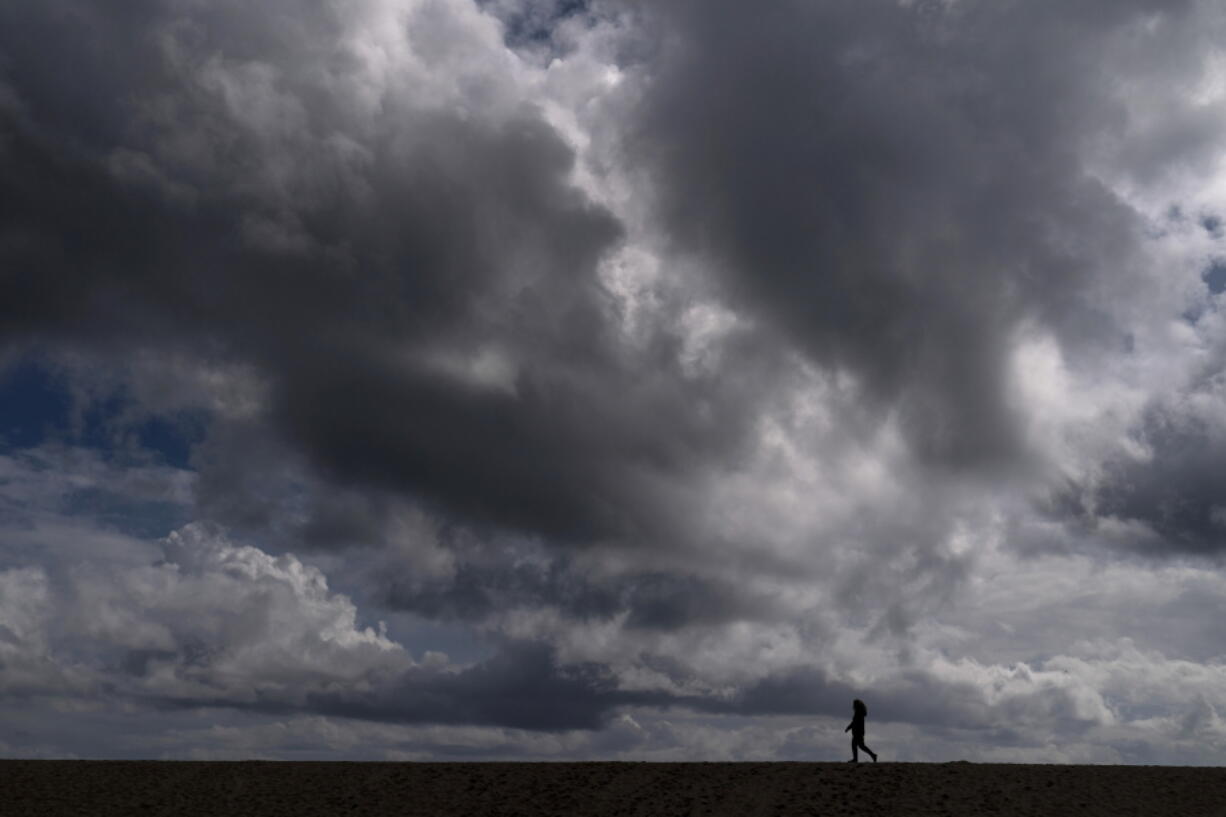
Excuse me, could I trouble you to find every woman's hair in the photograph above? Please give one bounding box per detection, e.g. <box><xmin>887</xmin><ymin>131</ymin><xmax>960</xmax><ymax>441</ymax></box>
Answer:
<box><xmin>853</xmin><ymin>699</ymin><xmax>867</xmax><ymax>717</ymax></box>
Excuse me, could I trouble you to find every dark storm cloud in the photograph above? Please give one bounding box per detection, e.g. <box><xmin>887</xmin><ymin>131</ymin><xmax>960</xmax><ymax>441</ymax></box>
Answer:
<box><xmin>0</xmin><ymin>101</ymin><xmax>612</xmax><ymax>353</ymax></box>
<box><xmin>0</xmin><ymin>0</ymin><xmax>768</xmax><ymax>551</ymax></box>
<box><xmin>158</xmin><ymin>642</ymin><xmax>637</xmax><ymax>731</ymax></box>
<box><xmin>386</xmin><ymin>557</ymin><xmax>619</xmax><ymax>622</ymax></box>
<box><xmin>628</xmin><ymin>0</ymin><xmax>1185</xmax><ymax>468</ymax></box>
<box><xmin>706</xmin><ymin>665</ymin><xmax>858</xmax><ymax>719</ymax></box>
<box><xmin>188</xmin><ymin>414</ymin><xmax>451</xmax><ymax>555</ymax></box>
<box><xmin>383</xmin><ymin>554</ymin><xmax>773</xmax><ymax>628</ymax></box>
<box><xmin>1048</xmin><ymin>393</ymin><xmax>1226</xmax><ymax>557</ymax></box>
<box><xmin>316</xmin><ymin>642</ymin><xmax>656</xmax><ymax>731</ymax></box>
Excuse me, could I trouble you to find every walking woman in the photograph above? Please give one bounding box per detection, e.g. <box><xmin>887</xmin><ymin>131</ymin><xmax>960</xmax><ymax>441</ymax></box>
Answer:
<box><xmin>845</xmin><ymin>698</ymin><xmax>878</xmax><ymax>762</ymax></box>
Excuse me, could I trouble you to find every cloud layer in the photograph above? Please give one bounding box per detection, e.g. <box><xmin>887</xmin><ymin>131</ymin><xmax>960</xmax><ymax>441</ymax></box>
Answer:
<box><xmin>3</xmin><ymin>0</ymin><xmax>1226</xmax><ymax>761</ymax></box>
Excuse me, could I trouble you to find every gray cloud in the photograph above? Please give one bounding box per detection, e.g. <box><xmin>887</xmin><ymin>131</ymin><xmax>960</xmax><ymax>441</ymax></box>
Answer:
<box><xmin>625</xmin><ymin>0</ymin><xmax>1190</xmax><ymax>469</ymax></box>
<box><xmin>1049</xmin><ymin>384</ymin><xmax>1226</xmax><ymax>556</ymax></box>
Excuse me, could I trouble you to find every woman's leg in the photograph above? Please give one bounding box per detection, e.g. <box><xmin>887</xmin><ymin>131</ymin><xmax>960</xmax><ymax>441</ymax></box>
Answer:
<box><xmin>855</xmin><ymin>737</ymin><xmax>877</xmax><ymax>762</ymax></box>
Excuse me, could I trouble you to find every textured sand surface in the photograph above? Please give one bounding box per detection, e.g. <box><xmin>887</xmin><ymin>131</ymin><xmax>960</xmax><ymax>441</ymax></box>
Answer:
<box><xmin>3</xmin><ymin>760</ymin><xmax>1226</xmax><ymax>816</ymax></box>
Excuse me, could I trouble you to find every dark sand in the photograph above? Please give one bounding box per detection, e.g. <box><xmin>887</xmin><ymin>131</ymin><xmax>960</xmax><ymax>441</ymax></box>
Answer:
<box><xmin>4</xmin><ymin>760</ymin><xmax>1226</xmax><ymax>816</ymax></box>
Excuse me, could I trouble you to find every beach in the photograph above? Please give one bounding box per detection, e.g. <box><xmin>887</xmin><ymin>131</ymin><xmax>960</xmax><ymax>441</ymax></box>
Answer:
<box><xmin>4</xmin><ymin>760</ymin><xmax>1225</xmax><ymax>816</ymax></box>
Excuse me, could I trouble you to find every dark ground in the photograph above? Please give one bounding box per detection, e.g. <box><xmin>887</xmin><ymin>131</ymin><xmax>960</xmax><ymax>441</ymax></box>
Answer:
<box><xmin>3</xmin><ymin>760</ymin><xmax>1226</xmax><ymax>816</ymax></box>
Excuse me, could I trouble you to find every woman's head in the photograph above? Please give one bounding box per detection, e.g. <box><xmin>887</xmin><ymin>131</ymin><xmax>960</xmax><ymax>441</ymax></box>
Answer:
<box><xmin>853</xmin><ymin>699</ymin><xmax>867</xmax><ymax>717</ymax></box>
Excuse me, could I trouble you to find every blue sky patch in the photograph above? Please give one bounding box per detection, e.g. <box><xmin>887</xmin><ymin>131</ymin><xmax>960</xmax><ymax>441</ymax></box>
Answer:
<box><xmin>0</xmin><ymin>357</ymin><xmax>204</xmax><ymax>468</ymax></box>
<box><xmin>1204</xmin><ymin>257</ymin><xmax>1226</xmax><ymax>295</ymax></box>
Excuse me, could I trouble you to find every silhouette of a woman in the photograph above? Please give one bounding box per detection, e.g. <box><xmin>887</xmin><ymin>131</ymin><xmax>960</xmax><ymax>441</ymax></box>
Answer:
<box><xmin>845</xmin><ymin>698</ymin><xmax>877</xmax><ymax>762</ymax></box>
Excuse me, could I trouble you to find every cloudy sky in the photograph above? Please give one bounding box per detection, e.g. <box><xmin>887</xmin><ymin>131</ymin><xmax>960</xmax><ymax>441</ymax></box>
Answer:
<box><xmin>2</xmin><ymin>0</ymin><xmax>1226</xmax><ymax>763</ymax></box>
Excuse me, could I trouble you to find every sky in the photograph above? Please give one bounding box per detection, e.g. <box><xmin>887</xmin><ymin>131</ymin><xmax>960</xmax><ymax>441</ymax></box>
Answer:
<box><xmin>2</xmin><ymin>0</ymin><xmax>1226</xmax><ymax>763</ymax></box>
